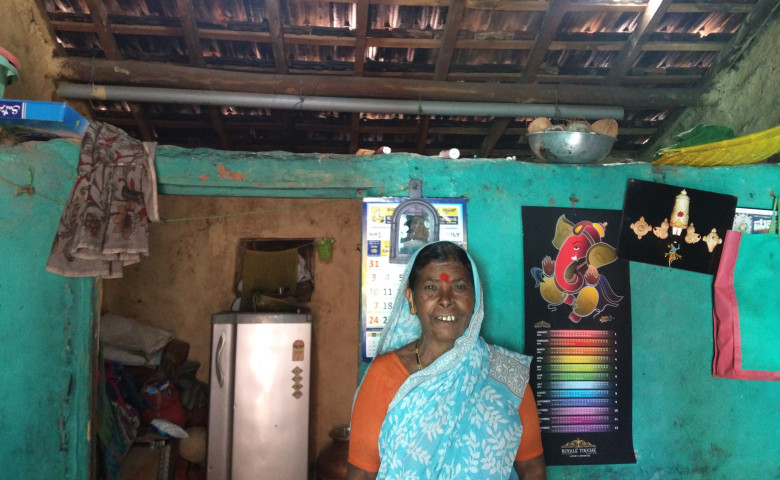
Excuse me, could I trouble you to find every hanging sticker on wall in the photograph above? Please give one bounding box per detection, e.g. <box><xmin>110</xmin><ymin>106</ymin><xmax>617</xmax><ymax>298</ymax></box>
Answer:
<box><xmin>291</xmin><ymin>365</ymin><xmax>304</xmax><ymax>399</ymax></box>
<box><xmin>292</xmin><ymin>339</ymin><xmax>305</xmax><ymax>362</ymax></box>
<box><xmin>617</xmin><ymin>179</ymin><xmax>737</xmax><ymax>274</ymax></box>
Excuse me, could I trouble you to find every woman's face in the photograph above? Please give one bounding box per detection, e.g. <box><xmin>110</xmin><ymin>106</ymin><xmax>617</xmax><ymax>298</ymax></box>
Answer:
<box><xmin>405</xmin><ymin>259</ymin><xmax>476</xmax><ymax>346</ymax></box>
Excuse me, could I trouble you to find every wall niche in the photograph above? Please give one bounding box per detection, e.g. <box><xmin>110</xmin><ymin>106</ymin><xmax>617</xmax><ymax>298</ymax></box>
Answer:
<box><xmin>234</xmin><ymin>238</ymin><xmax>315</xmax><ymax>312</ymax></box>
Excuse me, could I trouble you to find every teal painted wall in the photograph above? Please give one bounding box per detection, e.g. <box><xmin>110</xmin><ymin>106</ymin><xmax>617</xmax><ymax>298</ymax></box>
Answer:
<box><xmin>0</xmin><ymin>141</ymin><xmax>94</xmax><ymax>480</ymax></box>
<box><xmin>2</xmin><ymin>140</ymin><xmax>778</xmax><ymax>479</ymax></box>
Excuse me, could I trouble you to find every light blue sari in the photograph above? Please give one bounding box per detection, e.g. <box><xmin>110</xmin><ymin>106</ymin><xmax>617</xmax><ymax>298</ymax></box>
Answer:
<box><xmin>372</xmin><ymin>242</ymin><xmax>532</xmax><ymax>479</ymax></box>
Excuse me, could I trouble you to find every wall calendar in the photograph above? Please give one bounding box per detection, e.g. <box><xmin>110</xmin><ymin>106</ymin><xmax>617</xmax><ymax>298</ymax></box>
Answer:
<box><xmin>522</xmin><ymin>206</ymin><xmax>636</xmax><ymax>466</ymax></box>
<box><xmin>360</xmin><ymin>197</ymin><xmax>467</xmax><ymax>362</ymax></box>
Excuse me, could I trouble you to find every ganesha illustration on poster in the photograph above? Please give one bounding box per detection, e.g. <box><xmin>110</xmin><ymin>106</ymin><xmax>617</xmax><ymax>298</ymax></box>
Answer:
<box><xmin>530</xmin><ymin>215</ymin><xmax>623</xmax><ymax>323</ymax></box>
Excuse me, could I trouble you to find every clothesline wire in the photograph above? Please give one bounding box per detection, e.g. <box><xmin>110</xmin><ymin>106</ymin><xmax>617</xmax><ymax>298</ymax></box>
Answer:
<box><xmin>0</xmin><ymin>172</ymin><xmax>65</xmax><ymax>205</ymax></box>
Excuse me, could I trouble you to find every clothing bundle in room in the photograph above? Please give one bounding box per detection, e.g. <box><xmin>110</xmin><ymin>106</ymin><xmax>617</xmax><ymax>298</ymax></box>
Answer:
<box><xmin>46</xmin><ymin>121</ymin><xmax>158</xmax><ymax>278</ymax></box>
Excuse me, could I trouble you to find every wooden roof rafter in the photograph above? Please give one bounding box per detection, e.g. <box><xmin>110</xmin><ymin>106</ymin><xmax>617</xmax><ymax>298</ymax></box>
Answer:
<box><xmin>264</xmin><ymin>0</ymin><xmax>289</xmax><ymax>75</ymax></box>
<box><xmin>349</xmin><ymin>0</ymin><xmax>371</xmax><ymax>149</ymax></box>
<box><xmin>60</xmin><ymin>58</ymin><xmax>703</xmax><ymax>108</ymax></box>
<box><xmin>605</xmin><ymin>0</ymin><xmax>675</xmax><ymax>85</ymax></box>
<box><xmin>353</xmin><ymin>0</ymin><xmax>371</xmax><ymax>75</ymax></box>
<box><xmin>46</xmin><ymin>21</ymin><xmax>732</xmax><ymax>56</ymax></box>
<box><xmin>32</xmin><ymin>0</ymin><xmax>66</xmax><ymax>57</ymax></box>
<box><xmin>175</xmin><ymin>0</ymin><xmax>231</xmax><ymax>150</ymax></box>
<box><xmin>82</xmin><ymin>0</ymin><xmax>159</xmax><ymax>144</ymax></box>
<box><xmin>521</xmin><ymin>0</ymin><xmax>571</xmax><ymax>83</ymax></box>
<box><xmin>36</xmin><ymin>0</ymin><xmax>770</xmax><ymax>158</ymax></box>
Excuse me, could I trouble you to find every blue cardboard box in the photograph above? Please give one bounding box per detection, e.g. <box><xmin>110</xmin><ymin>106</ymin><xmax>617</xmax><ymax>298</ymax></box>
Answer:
<box><xmin>0</xmin><ymin>99</ymin><xmax>89</xmax><ymax>139</ymax></box>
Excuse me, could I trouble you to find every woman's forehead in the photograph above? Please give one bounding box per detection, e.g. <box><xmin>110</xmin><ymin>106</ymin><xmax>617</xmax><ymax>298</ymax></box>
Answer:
<box><xmin>418</xmin><ymin>260</ymin><xmax>470</xmax><ymax>279</ymax></box>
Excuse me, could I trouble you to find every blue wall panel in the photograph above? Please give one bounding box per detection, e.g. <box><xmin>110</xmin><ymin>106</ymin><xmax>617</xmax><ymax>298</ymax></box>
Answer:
<box><xmin>0</xmin><ymin>141</ymin><xmax>94</xmax><ymax>480</ymax></box>
<box><xmin>2</xmin><ymin>140</ymin><xmax>777</xmax><ymax>479</ymax></box>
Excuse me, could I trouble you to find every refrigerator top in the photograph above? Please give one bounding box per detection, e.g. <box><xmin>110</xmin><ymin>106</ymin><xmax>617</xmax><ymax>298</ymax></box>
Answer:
<box><xmin>212</xmin><ymin>312</ymin><xmax>313</xmax><ymax>325</ymax></box>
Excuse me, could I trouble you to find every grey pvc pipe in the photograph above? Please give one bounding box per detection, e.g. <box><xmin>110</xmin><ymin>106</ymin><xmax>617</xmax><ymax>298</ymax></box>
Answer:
<box><xmin>58</xmin><ymin>83</ymin><xmax>624</xmax><ymax>120</ymax></box>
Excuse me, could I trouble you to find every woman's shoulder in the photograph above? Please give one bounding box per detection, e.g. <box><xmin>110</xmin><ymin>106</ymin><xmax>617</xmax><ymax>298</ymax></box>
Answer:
<box><xmin>484</xmin><ymin>343</ymin><xmax>532</xmax><ymax>399</ymax></box>
<box><xmin>362</xmin><ymin>351</ymin><xmax>409</xmax><ymax>396</ymax></box>
<box><xmin>371</xmin><ymin>351</ymin><xmax>399</xmax><ymax>368</ymax></box>
<box><xmin>367</xmin><ymin>351</ymin><xmax>408</xmax><ymax>378</ymax></box>
<box><xmin>487</xmin><ymin>343</ymin><xmax>532</xmax><ymax>366</ymax></box>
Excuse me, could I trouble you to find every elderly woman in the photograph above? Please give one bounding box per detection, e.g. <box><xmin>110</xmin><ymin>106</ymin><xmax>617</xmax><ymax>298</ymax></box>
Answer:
<box><xmin>348</xmin><ymin>241</ymin><xmax>546</xmax><ymax>480</ymax></box>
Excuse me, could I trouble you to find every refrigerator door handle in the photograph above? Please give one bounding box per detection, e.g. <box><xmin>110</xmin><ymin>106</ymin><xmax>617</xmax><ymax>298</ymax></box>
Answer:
<box><xmin>216</xmin><ymin>330</ymin><xmax>226</xmax><ymax>388</ymax></box>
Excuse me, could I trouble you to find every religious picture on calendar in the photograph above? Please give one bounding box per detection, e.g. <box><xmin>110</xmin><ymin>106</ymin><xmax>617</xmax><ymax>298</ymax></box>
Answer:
<box><xmin>522</xmin><ymin>206</ymin><xmax>636</xmax><ymax>466</ymax></box>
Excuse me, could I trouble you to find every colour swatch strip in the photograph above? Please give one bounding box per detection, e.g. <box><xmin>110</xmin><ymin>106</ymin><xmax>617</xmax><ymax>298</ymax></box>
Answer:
<box><xmin>535</xmin><ymin>329</ymin><xmax>620</xmax><ymax>433</ymax></box>
<box><xmin>539</xmin><ymin>337</ymin><xmax>616</xmax><ymax>347</ymax></box>
<box><xmin>537</xmin><ymin>398</ymin><xmax>614</xmax><ymax>408</ymax></box>
<box><xmin>538</xmin><ymin>363</ymin><xmax>615</xmax><ymax>373</ymax></box>
<box><xmin>536</xmin><ymin>330</ymin><xmax>613</xmax><ymax>338</ymax></box>
<box><xmin>545</xmin><ymin>424</ymin><xmax>614</xmax><ymax>433</ymax></box>
<box><xmin>537</xmin><ymin>346</ymin><xmax>617</xmax><ymax>355</ymax></box>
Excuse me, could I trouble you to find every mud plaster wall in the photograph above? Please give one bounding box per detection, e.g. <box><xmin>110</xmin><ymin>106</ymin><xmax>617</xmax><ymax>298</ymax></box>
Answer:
<box><xmin>100</xmin><ymin>195</ymin><xmax>362</xmax><ymax>462</ymax></box>
<box><xmin>0</xmin><ymin>1</ymin><xmax>59</xmax><ymax>102</ymax></box>
<box><xmin>641</xmin><ymin>16</ymin><xmax>780</xmax><ymax>160</ymax></box>
<box><xmin>0</xmin><ymin>0</ymin><xmax>90</xmax><ymax>116</ymax></box>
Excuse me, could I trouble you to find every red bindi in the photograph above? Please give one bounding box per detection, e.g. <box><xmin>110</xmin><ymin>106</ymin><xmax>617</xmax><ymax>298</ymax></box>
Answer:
<box><xmin>438</xmin><ymin>272</ymin><xmax>451</xmax><ymax>283</ymax></box>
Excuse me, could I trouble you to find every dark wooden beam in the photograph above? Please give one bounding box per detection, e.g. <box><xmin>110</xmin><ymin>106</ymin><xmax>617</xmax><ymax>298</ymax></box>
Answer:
<box><xmin>349</xmin><ymin>112</ymin><xmax>361</xmax><ymax>153</ymax></box>
<box><xmin>416</xmin><ymin>116</ymin><xmax>431</xmax><ymax>154</ymax></box>
<box><xmin>61</xmin><ymin>58</ymin><xmax>704</xmax><ymax>108</ymax></box>
<box><xmin>429</xmin><ymin>125</ymin><xmax>490</xmax><ymax>135</ymax></box>
<box><xmin>521</xmin><ymin>0</ymin><xmax>570</xmax><ymax>83</ymax></box>
<box><xmin>125</xmin><ymin>102</ymin><xmax>156</xmax><ymax>142</ymax></box>
<box><xmin>264</xmin><ymin>0</ymin><xmax>289</xmax><ymax>74</ymax></box>
<box><xmin>444</xmin><ymin>72</ymin><xmax>702</xmax><ymax>84</ymax></box>
<box><xmin>642</xmin><ymin>41</ymin><xmax>727</xmax><ymax>52</ymax></box>
<box><xmin>605</xmin><ymin>0</ymin><xmax>674</xmax><ymax>85</ymax></box>
<box><xmin>478</xmin><ymin>118</ymin><xmax>512</xmax><ymax>157</ymax></box>
<box><xmin>198</xmin><ymin>28</ymin><xmax>272</xmax><ymax>43</ymax></box>
<box><xmin>466</xmin><ymin>0</ymin><xmax>750</xmax><ymax>13</ymax></box>
<box><xmin>46</xmin><ymin>19</ymin><xmax>729</xmax><ymax>54</ymax></box>
<box><xmin>83</xmin><ymin>0</ymin><xmax>121</xmax><ymax>60</ymax></box>
<box><xmin>353</xmin><ymin>0</ymin><xmax>370</xmax><ymax>76</ymax></box>
<box><xmin>32</xmin><ymin>0</ymin><xmax>66</xmax><ymax>56</ymax></box>
<box><xmin>174</xmin><ymin>0</ymin><xmax>231</xmax><ymax>149</ymax></box>
<box><xmin>175</xmin><ymin>0</ymin><xmax>205</xmax><ymax>67</ymax></box>
<box><xmin>433</xmin><ymin>0</ymin><xmax>468</xmax><ymax>80</ymax></box>
<box><xmin>208</xmin><ymin>106</ymin><xmax>231</xmax><ymax>150</ymax></box>
<box><xmin>293</xmin><ymin>122</ymin><xmax>350</xmax><ymax>133</ymax></box>
<box><xmin>282</xmin><ymin>111</ymin><xmax>296</xmax><ymax>150</ymax></box>
<box><xmin>456</xmin><ymin>39</ymin><xmax>536</xmax><ymax>50</ymax></box>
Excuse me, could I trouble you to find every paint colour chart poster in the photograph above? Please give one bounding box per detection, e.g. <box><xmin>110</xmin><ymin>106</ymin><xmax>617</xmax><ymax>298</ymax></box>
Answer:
<box><xmin>522</xmin><ymin>206</ymin><xmax>636</xmax><ymax>466</ymax></box>
<box><xmin>360</xmin><ymin>198</ymin><xmax>467</xmax><ymax>362</ymax></box>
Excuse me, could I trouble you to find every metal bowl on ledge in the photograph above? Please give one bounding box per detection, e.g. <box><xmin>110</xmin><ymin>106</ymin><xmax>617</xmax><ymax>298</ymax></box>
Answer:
<box><xmin>527</xmin><ymin>131</ymin><xmax>616</xmax><ymax>164</ymax></box>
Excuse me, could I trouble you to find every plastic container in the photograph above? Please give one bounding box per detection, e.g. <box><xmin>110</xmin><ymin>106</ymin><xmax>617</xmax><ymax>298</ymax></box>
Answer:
<box><xmin>439</xmin><ymin>148</ymin><xmax>460</xmax><ymax>159</ymax></box>
<box><xmin>315</xmin><ymin>237</ymin><xmax>335</xmax><ymax>260</ymax></box>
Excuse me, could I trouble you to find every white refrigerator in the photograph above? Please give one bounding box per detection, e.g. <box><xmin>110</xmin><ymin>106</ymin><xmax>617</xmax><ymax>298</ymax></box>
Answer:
<box><xmin>207</xmin><ymin>312</ymin><xmax>312</xmax><ymax>480</ymax></box>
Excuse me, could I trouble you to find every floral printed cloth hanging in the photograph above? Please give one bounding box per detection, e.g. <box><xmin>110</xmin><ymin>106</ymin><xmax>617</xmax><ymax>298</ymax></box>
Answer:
<box><xmin>46</xmin><ymin>121</ymin><xmax>158</xmax><ymax>278</ymax></box>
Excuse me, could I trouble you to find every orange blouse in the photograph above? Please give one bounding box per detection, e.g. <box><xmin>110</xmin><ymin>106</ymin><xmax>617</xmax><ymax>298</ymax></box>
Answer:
<box><xmin>349</xmin><ymin>351</ymin><xmax>544</xmax><ymax>473</ymax></box>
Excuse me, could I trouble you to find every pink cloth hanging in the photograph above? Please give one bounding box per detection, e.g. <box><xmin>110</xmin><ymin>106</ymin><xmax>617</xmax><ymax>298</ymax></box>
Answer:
<box><xmin>46</xmin><ymin>121</ymin><xmax>158</xmax><ymax>278</ymax></box>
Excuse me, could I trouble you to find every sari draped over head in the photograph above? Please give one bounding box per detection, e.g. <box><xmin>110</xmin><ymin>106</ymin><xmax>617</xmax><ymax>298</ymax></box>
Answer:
<box><xmin>370</xmin><ymin>241</ymin><xmax>532</xmax><ymax>480</ymax></box>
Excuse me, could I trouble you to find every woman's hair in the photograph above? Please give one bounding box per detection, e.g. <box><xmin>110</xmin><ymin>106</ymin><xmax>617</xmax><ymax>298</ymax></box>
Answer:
<box><xmin>408</xmin><ymin>241</ymin><xmax>474</xmax><ymax>290</ymax></box>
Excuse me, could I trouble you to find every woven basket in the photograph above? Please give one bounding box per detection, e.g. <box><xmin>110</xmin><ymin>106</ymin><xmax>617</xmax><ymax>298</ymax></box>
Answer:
<box><xmin>652</xmin><ymin>125</ymin><xmax>780</xmax><ymax>166</ymax></box>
